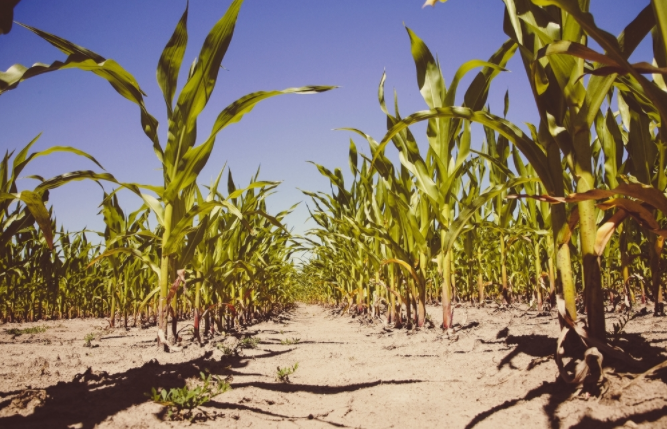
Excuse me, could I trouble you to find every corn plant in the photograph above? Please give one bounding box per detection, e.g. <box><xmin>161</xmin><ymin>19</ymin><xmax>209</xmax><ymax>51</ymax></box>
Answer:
<box><xmin>80</xmin><ymin>0</ymin><xmax>333</xmax><ymax>349</ymax></box>
<box><xmin>375</xmin><ymin>0</ymin><xmax>667</xmax><ymax>340</ymax></box>
<box><xmin>302</xmin><ymin>25</ymin><xmax>531</xmax><ymax>329</ymax></box>
<box><xmin>292</xmin><ymin>1</ymin><xmax>667</xmax><ymax>387</ymax></box>
<box><xmin>2</xmin><ymin>3</ymin><xmax>320</xmax><ymax>336</ymax></box>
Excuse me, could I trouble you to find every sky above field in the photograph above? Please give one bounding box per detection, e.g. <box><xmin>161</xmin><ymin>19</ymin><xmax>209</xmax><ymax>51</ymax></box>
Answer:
<box><xmin>0</xmin><ymin>0</ymin><xmax>654</xmax><ymax>244</ymax></box>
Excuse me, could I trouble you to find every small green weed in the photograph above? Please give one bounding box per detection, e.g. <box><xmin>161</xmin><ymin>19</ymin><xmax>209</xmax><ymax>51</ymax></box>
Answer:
<box><xmin>147</xmin><ymin>372</ymin><xmax>230</xmax><ymax>421</ymax></box>
<box><xmin>217</xmin><ymin>343</ymin><xmax>236</xmax><ymax>356</ymax></box>
<box><xmin>83</xmin><ymin>333</ymin><xmax>95</xmax><ymax>347</ymax></box>
<box><xmin>276</xmin><ymin>362</ymin><xmax>298</xmax><ymax>383</ymax></box>
<box><xmin>239</xmin><ymin>337</ymin><xmax>259</xmax><ymax>349</ymax></box>
<box><xmin>280</xmin><ymin>337</ymin><xmax>300</xmax><ymax>345</ymax></box>
<box><xmin>6</xmin><ymin>326</ymin><xmax>47</xmax><ymax>336</ymax></box>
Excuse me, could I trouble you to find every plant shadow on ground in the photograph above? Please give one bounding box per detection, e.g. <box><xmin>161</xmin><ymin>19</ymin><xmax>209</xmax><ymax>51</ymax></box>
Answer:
<box><xmin>465</xmin><ymin>328</ymin><xmax>667</xmax><ymax>429</ymax></box>
<box><xmin>568</xmin><ymin>405</ymin><xmax>667</xmax><ymax>429</ymax></box>
<box><xmin>0</xmin><ymin>351</ymin><xmax>226</xmax><ymax>429</ymax></box>
<box><xmin>0</xmin><ymin>338</ymin><xmax>424</xmax><ymax>429</ymax></box>
<box><xmin>496</xmin><ymin>334</ymin><xmax>555</xmax><ymax>370</ymax></box>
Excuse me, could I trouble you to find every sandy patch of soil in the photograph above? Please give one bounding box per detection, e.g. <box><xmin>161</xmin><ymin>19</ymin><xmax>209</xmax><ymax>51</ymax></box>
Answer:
<box><xmin>1</xmin><ymin>304</ymin><xmax>666</xmax><ymax>428</ymax></box>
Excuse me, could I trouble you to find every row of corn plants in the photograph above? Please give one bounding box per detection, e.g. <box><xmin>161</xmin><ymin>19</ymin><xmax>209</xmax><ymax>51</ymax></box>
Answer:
<box><xmin>298</xmin><ymin>0</ymin><xmax>667</xmax><ymax>382</ymax></box>
<box><xmin>1</xmin><ymin>0</ymin><xmax>332</xmax><ymax>350</ymax></box>
<box><xmin>0</xmin><ymin>171</ymin><xmax>301</xmax><ymax>330</ymax></box>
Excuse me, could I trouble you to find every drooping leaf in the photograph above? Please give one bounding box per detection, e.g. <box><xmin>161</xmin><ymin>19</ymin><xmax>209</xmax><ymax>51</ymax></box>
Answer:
<box><xmin>374</xmin><ymin>106</ymin><xmax>555</xmax><ymax>195</ymax></box>
<box><xmin>4</xmin><ymin>23</ymin><xmax>163</xmax><ymax>161</ymax></box>
<box><xmin>0</xmin><ymin>190</ymin><xmax>54</xmax><ymax>249</ymax></box>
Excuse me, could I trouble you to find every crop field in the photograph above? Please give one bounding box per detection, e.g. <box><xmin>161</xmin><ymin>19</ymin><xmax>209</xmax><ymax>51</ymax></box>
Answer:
<box><xmin>2</xmin><ymin>0</ymin><xmax>667</xmax><ymax>428</ymax></box>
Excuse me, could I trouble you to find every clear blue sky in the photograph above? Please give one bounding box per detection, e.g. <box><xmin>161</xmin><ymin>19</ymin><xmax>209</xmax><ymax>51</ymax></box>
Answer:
<box><xmin>1</xmin><ymin>0</ymin><xmax>653</xmax><ymax>239</ymax></box>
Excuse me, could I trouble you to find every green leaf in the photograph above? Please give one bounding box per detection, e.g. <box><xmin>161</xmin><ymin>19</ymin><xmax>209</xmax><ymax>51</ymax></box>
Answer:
<box><xmin>227</xmin><ymin>180</ymin><xmax>279</xmax><ymax>200</ymax></box>
<box><xmin>179</xmin><ymin>215</ymin><xmax>208</xmax><ymax>267</ymax></box>
<box><xmin>209</xmin><ymin>86</ymin><xmax>336</xmax><ymax>137</ymax></box>
<box><xmin>88</xmin><ymin>247</ymin><xmax>161</xmax><ymax>279</ymax></box>
<box><xmin>164</xmin><ymin>86</ymin><xmax>334</xmax><ymax>202</ymax></box>
<box><xmin>374</xmin><ymin>107</ymin><xmax>555</xmax><ymax>195</ymax></box>
<box><xmin>406</xmin><ymin>26</ymin><xmax>445</xmax><ymax>109</ymax></box>
<box><xmin>164</xmin><ymin>202</ymin><xmax>218</xmax><ymax>255</ymax></box>
<box><xmin>596</xmin><ymin>109</ymin><xmax>619</xmax><ymax>189</ymax></box>
<box><xmin>441</xmin><ymin>177</ymin><xmax>537</xmax><ymax>258</ymax></box>
<box><xmin>35</xmin><ymin>170</ymin><xmax>118</xmax><ymax>194</ymax></box>
<box><xmin>246</xmin><ymin>209</ymin><xmax>290</xmax><ymax>234</ymax></box>
<box><xmin>464</xmin><ymin>39</ymin><xmax>517</xmax><ymax>111</ymax></box>
<box><xmin>537</xmin><ymin>40</ymin><xmax>619</xmax><ymax>67</ymax></box>
<box><xmin>445</xmin><ymin>59</ymin><xmax>507</xmax><ymax>107</ymax></box>
<box><xmin>157</xmin><ymin>2</ymin><xmax>189</xmax><ymax>118</ymax></box>
<box><xmin>474</xmin><ymin>148</ymin><xmax>517</xmax><ymax>179</ymax></box>
<box><xmin>227</xmin><ymin>169</ymin><xmax>236</xmax><ymax>196</ymax></box>
<box><xmin>349</xmin><ymin>139</ymin><xmax>358</xmax><ymax>178</ymax></box>
<box><xmin>15</xmin><ymin>146</ymin><xmax>105</xmax><ymax>175</ymax></box>
<box><xmin>12</xmin><ymin>133</ymin><xmax>42</xmax><ymax>178</ymax></box>
<box><xmin>337</xmin><ymin>128</ymin><xmax>394</xmax><ymax>179</ymax></box>
<box><xmin>6</xmin><ymin>22</ymin><xmax>163</xmax><ymax>162</ymax></box>
<box><xmin>533</xmin><ymin>0</ymin><xmax>667</xmax><ymax>124</ymax></box>
<box><xmin>171</xmin><ymin>0</ymin><xmax>244</xmax><ymax>147</ymax></box>
<box><xmin>619</xmin><ymin>5</ymin><xmax>654</xmax><ymax>59</ymax></box>
<box><xmin>6</xmin><ymin>190</ymin><xmax>53</xmax><ymax>249</ymax></box>
<box><xmin>138</xmin><ymin>193</ymin><xmax>165</xmax><ymax>227</ymax></box>
<box><xmin>164</xmin><ymin>139</ymin><xmax>215</xmax><ymax>203</ymax></box>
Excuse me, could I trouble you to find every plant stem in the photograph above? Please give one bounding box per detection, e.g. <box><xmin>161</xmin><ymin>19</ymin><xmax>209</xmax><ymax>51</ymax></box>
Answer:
<box><xmin>159</xmin><ymin>203</ymin><xmax>174</xmax><ymax>342</ymax></box>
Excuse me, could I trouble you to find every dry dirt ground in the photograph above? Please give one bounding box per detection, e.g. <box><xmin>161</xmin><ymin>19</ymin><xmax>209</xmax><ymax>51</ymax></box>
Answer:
<box><xmin>1</xmin><ymin>303</ymin><xmax>666</xmax><ymax>429</ymax></box>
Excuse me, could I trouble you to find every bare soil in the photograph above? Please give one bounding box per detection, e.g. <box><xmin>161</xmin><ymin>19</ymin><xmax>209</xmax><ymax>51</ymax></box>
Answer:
<box><xmin>1</xmin><ymin>304</ymin><xmax>666</xmax><ymax>429</ymax></box>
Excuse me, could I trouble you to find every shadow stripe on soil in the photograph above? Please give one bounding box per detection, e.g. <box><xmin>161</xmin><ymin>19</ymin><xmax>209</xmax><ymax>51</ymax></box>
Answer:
<box><xmin>232</xmin><ymin>379</ymin><xmax>424</xmax><ymax>394</ymax></box>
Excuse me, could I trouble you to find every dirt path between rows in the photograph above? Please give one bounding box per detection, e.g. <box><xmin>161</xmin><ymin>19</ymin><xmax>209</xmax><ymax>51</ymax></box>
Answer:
<box><xmin>1</xmin><ymin>304</ymin><xmax>666</xmax><ymax>428</ymax></box>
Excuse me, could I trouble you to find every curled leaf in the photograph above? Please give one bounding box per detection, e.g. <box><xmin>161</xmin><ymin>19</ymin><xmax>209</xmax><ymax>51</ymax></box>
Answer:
<box><xmin>594</xmin><ymin>208</ymin><xmax>628</xmax><ymax>256</ymax></box>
